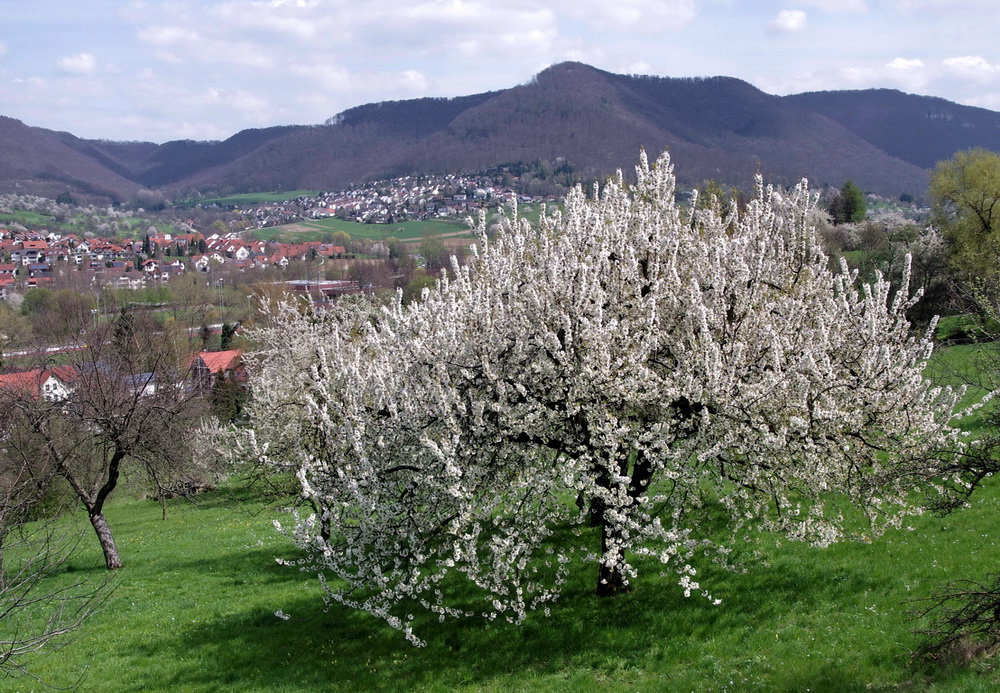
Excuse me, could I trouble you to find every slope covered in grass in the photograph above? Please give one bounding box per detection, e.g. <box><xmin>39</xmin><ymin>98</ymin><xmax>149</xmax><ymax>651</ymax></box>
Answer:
<box><xmin>8</xmin><ymin>344</ymin><xmax>1000</xmax><ymax>691</ymax></box>
<box><xmin>4</xmin><ymin>473</ymin><xmax>998</xmax><ymax>692</ymax></box>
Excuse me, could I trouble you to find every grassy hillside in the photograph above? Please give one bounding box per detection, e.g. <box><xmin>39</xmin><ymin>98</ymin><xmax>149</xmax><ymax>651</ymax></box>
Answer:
<box><xmin>177</xmin><ymin>191</ymin><xmax>321</xmax><ymax>208</ymax></box>
<box><xmin>12</xmin><ymin>480</ymin><xmax>1000</xmax><ymax>692</ymax></box>
<box><xmin>253</xmin><ymin>217</ymin><xmax>472</xmax><ymax>243</ymax></box>
<box><xmin>253</xmin><ymin>205</ymin><xmax>547</xmax><ymax>244</ymax></box>
<box><xmin>9</xmin><ymin>346</ymin><xmax>1000</xmax><ymax>692</ymax></box>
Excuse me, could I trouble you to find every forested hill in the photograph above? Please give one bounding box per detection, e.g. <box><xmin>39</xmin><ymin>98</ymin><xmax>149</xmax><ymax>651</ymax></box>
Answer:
<box><xmin>784</xmin><ymin>88</ymin><xmax>1000</xmax><ymax>170</ymax></box>
<box><xmin>2</xmin><ymin>61</ymin><xmax>998</xmax><ymax>203</ymax></box>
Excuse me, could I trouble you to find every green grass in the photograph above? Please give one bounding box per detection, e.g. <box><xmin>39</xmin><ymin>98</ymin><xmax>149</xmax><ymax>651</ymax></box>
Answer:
<box><xmin>253</xmin><ymin>217</ymin><xmax>475</xmax><ymax>243</ymax></box>
<box><xmin>176</xmin><ymin>191</ymin><xmax>322</xmax><ymax>208</ymax></box>
<box><xmin>928</xmin><ymin>341</ymin><xmax>1000</xmax><ymax>410</ymax></box>
<box><xmin>9</xmin><ymin>346</ymin><xmax>1000</xmax><ymax>691</ymax></box>
<box><xmin>256</xmin><ymin>205</ymin><xmax>549</xmax><ymax>244</ymax></box>
<box><xmin>936</xmin><ymin>315</ymin><xmax>1000</xmax><ymax>344</ymax></box>
<box><xmin>0</xmin><ymin>210</ymin><xmax>58</xmax><ymax>228</ymax></box>
<box><xmin>9</xmin><ymin>480</ymin><xmax>1000</xmax><ymax>690</ymax></box>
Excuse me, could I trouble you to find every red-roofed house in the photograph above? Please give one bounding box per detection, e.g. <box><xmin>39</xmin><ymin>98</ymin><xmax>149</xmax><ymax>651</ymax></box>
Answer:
<box><xmin>0</xmin><ymin>367</ymin><xmax>76</xmax><ymax>401</ymax></box>
<box><xmin>191</xmin><ymin>349</ymin><xmax>246</xmax><ymax>388</ymax></box>
<box><xmin>0</xmin><ymin>276</ymin><xmax>15</xmax><ymax>298</ymax></box>
<box><xmin>318</xmin><ymin>245</ymin><xmax>347</xmax><ymax>258</ymax></box>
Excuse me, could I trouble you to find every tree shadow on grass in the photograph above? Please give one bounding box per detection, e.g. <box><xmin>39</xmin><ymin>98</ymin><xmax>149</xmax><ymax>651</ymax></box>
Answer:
<box><xmin>118</xmin><ymin>546</ymin><xmax>935</xmax><ymax>693</ymax></box>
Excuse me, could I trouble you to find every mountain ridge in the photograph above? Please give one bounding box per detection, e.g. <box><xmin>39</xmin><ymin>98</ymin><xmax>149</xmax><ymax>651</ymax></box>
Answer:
<box><xmin>1</xmin><ymin>62</ymin><xmax>996</xmax><ymax>203</ymax></box>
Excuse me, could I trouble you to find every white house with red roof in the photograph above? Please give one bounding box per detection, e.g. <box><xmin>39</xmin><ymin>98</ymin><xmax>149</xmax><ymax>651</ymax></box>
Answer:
<box><xmin>0</xmin><ymin>366</ymin><xmax>76</xmax><ymax>401</ymax></box>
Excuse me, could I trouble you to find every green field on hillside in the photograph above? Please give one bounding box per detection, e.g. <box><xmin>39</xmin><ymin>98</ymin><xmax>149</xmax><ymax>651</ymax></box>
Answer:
<box><xmin>176</xmin><ymin>191</ymin><xmax>322</xmax><ymax>208</ymax></box>
<box><xmin>14</xmin><ymin>478</ymin><xmax>1000</xmax><ymax>691</ymax></box>
<box><xmin>254</xmin><ymin>217</ymin><xmax>475</xmax><ymax>243</ymax></box>
<box><xmin>0</xmin><ymin>210</ymin><xmax>61</xmax><ymax>229</ymax></box>
<box><xmin>8</xmin><ymin>344</ymin><xmax>1000</xmax><ymax>692</ymax></box>
<box><xmin>0</xmin><ymin>209</ymin><xmax>186</xmax><ymax>238</ymax></box>
<box><xmin>255</xmin><ymin>204</ymin><xmax>550</xmax><ymax>244</ymax></box>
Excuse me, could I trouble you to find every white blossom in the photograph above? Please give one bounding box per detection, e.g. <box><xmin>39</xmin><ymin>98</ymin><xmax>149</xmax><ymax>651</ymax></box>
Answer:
<box><xmin>244</xmin><ymin>151</ymin><xmax>977</xmax><ymax>643</ymax></box>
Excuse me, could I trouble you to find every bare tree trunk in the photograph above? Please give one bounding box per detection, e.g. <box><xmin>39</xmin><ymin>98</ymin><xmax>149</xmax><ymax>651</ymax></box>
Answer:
<box><xmin>89</xmin><ymin>512</ymin><xmax>122</xmax><ymax>570</ymax></box>
<box><xmin>76</xmin><ymin>449</ymin><xmax>125</xmax><ymax>571</ymax></box>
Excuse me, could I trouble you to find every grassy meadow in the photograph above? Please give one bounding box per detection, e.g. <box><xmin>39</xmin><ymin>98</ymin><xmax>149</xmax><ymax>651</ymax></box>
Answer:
<box><xmin>0</xmin><ymin>210</ymin><xmax>58</xmax><ymax>229</ymax></box>
<box><xmin>252</xmin><ymin>217</ymin><xmax>473</xmax><ymax>244</ymax></box>
<box><xmin>7</xmin><ymin>344</ymin><xmax>1000</xmax><ymax>692</ymax></box>
<box><xmin>177</xmin><ymin>191</ymin><xmax>322</xmax><ymax>208</ymax></box>
<box><xmin>256</xmin><ymin>204</ymin><xmax>548</xmax><ymax>244</ymax></box>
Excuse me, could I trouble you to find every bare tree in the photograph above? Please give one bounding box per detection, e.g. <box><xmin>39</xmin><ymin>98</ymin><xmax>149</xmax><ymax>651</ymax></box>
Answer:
<box><xmin>0</xmin><ymin>399</ymin><xmax>110</xmax><ymax>681</ymax></box>
<box><xmin>0</xmin><ymin>414</ymin><xmax>55</xmax><ymax>583</ymax></box>
<box><xmin>0</xmin><ymin>305</ymin><xmax>33</xmax><ymax>371</ymax></box>
<box><xmin>912</xmin><ymin>551</ymin><xmax>1000</xmax><ymax>662</ymax></box>
<box><xmin>166</xmin><ymin>274</ymin><xmax>215</xmax><ymax>334</ymax></box>
<box><xmin>2</xmin><ymin>318</ymin><xmax>207</xmax><ymax>571</ymax></box>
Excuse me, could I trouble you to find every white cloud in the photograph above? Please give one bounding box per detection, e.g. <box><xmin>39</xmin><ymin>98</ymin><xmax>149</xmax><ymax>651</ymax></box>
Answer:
<box><xmin>962</xmin><ymin>93</ymin><xmax>1000</xmax><ymax>110</ymax></box>
<box><xmin>769</xmin><ymin>10</ymin><xmax>808</xmax><ymax>33</ymax></box>
<box><xmin>138</xmin><ymin>25</ymin><xmax>202</xmax><ymax>46</ymax></box>
<box><xmin>895</xmin><ymin>0</ymin><xmax>1000</xmax><ymax>12</ymax></box>
<box><xmin>797</xmin><ymin>0</ymin><xmax>869</xmax><ymax>11</ymax></box>
<box><xmin>9</xmin><ymin>76</ymin><xmax>46</xmax><ymax>88</ymax></box>
<box><xmin>756</xmin><ymin>58</ymin><xmax>933</xmax><ymax>96</ymax></box>
<box><xmin>139</xmin><ymin>22</ymin><xmax>275</xmax><ymax>69</ymax></box>
<box><xmin>498</xmin><ymin>27</ymin><xmax>558</xmax><ymax>53</ymax></box>
<box><xmin>943</xmin><ymin>55</ymin><xmax>1000</xmax><ymax>78</ymax></box>
<box><xmin>57</xmin><ymin>52</ymin><xmax>98</xmax><ymax>75</ymax></box>
<box><xmin>886</xmin><ymin>57</ymin><xmax>924</xmax><ymax>70</ymax></box>
<box><xmin>211</xmin><ymin>1</ymin><xmax>328</xmax><ymax>41</ymax></box>
<box><xmin>398</xmin><ymin>69</ymin><xmax>430</xmax><ymax>93</ymax></box>
<box><xmin>555</xmin><ymin>0</ymin><xmax>697</xmax><ymax>33</ymax></box>
<box><xmin>202</xmin><ymin>87</ymin><xmax>269</xmax><ymax>112</ymax></box>
<box><xmin>622</xmin><ymin>60</ymin><xmax>654</xmax><ymax>75</ymax></box>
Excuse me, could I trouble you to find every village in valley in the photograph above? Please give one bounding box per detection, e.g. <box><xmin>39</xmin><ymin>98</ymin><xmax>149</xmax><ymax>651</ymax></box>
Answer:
<box><xmin>0</xmin><ymin>168</ymin><xmax>558</xmax><ymax>303</ymax></box>
<box><xmin>0</xmin><ymin>168</ymin><xmax>563</xmax><ymax>416</ymax></box>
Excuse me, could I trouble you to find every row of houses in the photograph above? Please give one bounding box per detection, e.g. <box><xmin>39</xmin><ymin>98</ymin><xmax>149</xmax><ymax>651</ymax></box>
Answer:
<box><xmin>214</xmin><ymin>172</ymin><xmax>553</xmax><ymax>230</ymax></box>
<box><xmin>1</xmin><ymin>231</ymin><xmax>151</xmax><ymax>266</ymax></box>
<box><xmin>0</xmin><ymin>224</ymin><xmax>355</xmax><ymax>296</ymax></box>
<box><xmin>0</xmin><ymin>349</ymin><xmax>246</xmax><ymax>401</ymax></box>
<box><xmin>195</xmin><ymin>238</ymin><xmax>350</xmax><ymax>268</ymax></box>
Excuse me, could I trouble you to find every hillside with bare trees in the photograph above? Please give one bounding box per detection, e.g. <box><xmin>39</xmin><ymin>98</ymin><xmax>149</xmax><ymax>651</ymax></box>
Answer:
<box><xmin>4</xmin><ymin>62</ymin><xmax>1000</xmax><ymax>203</ymax></box>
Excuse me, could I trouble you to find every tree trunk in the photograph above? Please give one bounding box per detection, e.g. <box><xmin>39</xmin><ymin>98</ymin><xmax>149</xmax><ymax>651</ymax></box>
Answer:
<box><xmin>594</xmin><ymin>450</ymin><xmax>656</xmax><ymax>597</ymax></box>
<box><xmin>89</xmin><ymin>512</ymin><xmax>122</xmax><ymax>570</ymax></box>
<box><xmin>596</xmin><ymin>520</ymin><xmax>630</xmax><ymax>597</ymax></box>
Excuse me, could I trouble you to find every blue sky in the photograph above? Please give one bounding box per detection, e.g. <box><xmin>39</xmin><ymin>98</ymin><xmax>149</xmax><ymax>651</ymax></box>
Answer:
<box><xmin>2</xmin><ymin>0</ymin><xmax>999</xmax><ymax>142</ymax></box>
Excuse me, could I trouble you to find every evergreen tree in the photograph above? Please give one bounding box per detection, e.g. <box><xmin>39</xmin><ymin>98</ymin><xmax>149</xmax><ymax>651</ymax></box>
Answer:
<box><xmin>220</xmin><ymin>322</ymin><xmax>238</xmax><ymax>351</ymax></box>
<box><xmin>828</xmin><ymin>180</ymin><xmax>866</xmax><ymax>224</ymax></box>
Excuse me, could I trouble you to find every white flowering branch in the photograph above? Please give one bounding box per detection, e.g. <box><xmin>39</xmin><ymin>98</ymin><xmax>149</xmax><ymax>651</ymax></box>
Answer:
<box><xmin>245</xmin><ymin>151</ymin><xmax>977</xmax><ymax>645</ymax></box>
